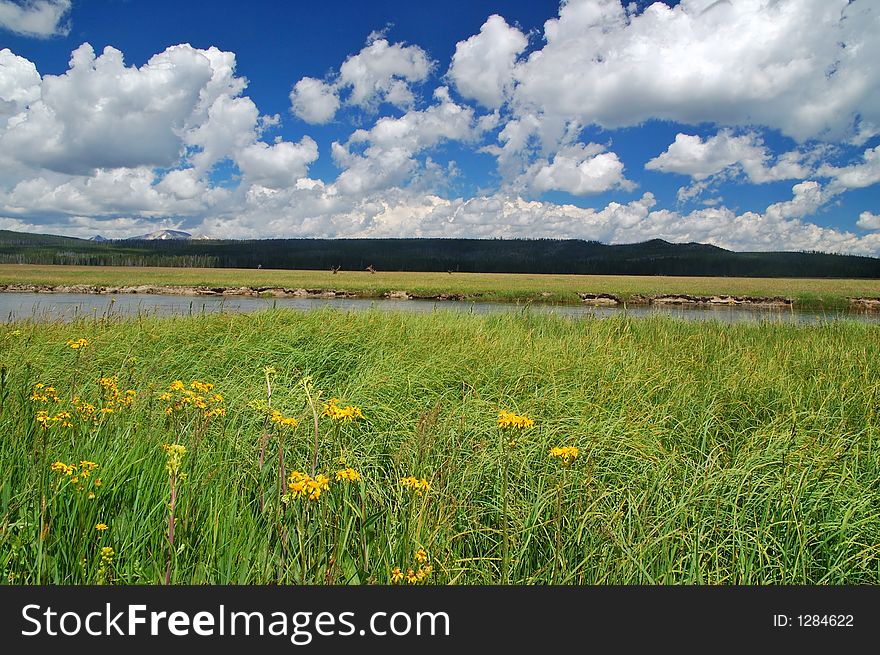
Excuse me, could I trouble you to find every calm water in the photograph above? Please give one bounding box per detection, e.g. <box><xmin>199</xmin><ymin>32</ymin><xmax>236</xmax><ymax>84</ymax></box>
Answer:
<box><xmin>0</xmin><ymin>292</ymin><xmax>877</xmax><ymax>324</ymax></box>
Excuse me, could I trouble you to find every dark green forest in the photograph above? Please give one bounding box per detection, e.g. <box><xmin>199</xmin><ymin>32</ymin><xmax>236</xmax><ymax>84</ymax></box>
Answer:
<box><xmin>1</xmin><ymin>229</ymin><xmax>878</xmax><ymax>278</ymax></box>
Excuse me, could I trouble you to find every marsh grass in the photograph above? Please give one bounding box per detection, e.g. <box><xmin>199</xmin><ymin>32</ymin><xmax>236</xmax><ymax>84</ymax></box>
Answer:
<box><xmin>2</xmin><ymin>264</ymin><xmax>879</xmax><ymax>308</ymax></box>
<box><xmin>0</xmin><ymin>308</ymin><xmax>878</xmax><ymax>584</ymax></box>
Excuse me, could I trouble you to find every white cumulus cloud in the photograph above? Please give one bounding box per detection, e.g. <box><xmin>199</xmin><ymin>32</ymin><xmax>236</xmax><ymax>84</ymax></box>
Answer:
<box><xmin>646</xmin><ymin>130</ymin><xmax>811</xmax><ymax>183</ymax></box>
<box><xmin>448</xmin><ymin>14</ymin><xmax>528</xmax><ymax>109</ymax></box>
<box><xmin>290</xmin><ymin>36</ymin><xmax>433</xmax><ymax>124</ymax></box>
<box><xmin>506</xmin><ymin>0</ymin><xmax>880</xmax><ymax>143</ymax></box>
<box><xmin>290</xmin><ymin>77</ymin><xmax>340</xmax><ymax>124</ymax></box>
<box><xmin>857</xmin><ymin>211</ymin><xmax>880</xmax><ymax>231</ymax></box>
<box><xmin>528</xmin><ymin>143</ymin><xmax>635</xmax><ymax>195</ymax></box>
<box><xmin>0</xmin><ymin>0</ymin><xmax>70</xmax><ymax>38</ymax></box>
<box><xmin>818</xmin><ymin>145</ymin><xmax>880</xmax><ymax>194</ymax></box>
<box><xmin>331</xmin><ymin>87</ymin><xmax>485</xmax><ymax>195</ymax></box>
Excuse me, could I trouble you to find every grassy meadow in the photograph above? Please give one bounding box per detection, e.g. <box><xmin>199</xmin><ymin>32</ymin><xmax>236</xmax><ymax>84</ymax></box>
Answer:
<box><xmin>2</xmin><ymin>263</ymin><xmax>880</xmax><ymax>308</ymax></box>
<box><xmin>1</xmin><ymin>307</ymin><xmax>879</xmax><ymax>585</ymax></box>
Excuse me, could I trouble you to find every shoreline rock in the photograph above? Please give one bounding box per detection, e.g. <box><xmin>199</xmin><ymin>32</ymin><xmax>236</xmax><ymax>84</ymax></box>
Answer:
<box><xmin>0</xmin><ymin>283</ymin><xmax>877</xmax><ymax>310</ymax></box>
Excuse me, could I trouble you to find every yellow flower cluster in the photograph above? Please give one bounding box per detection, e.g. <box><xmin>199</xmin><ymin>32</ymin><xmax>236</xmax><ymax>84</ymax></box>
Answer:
<box><xmin>34</xmin><ymin>378</ymin><xmax>138</xmax><ymax>430</ymax></box>
<box><xmin>335</xmin><ymin>467</ymin><xmax>361</xmax><ymax>483</ymax></box>
<box><xmin>30</xmin><ymin>383</ymin><xmax>60</xmax><ymax>403</ymax></box>
<box><xmin>549</xmin><ymin>446</ymin><xmax>579</xmax><ymax>465</ymax></box>
<box><xmin>97</xmin><ymin>376</ymin><xmax>136</xmax><ymax>408</ymax></box>
<box><xmin>161</xmin><ymin>443</ymin><xmax>186</xmax><ymax>476</ymax></box>
<box><xmin>160</xmin><ymin>380</ymin><xmax>225</xmax><ymax>419</ymax></box>
<box><xmin>391</xmin><ymin>549</ymin><xmax>433</xmax><ymax>584</ymax></box>
<box><xmin>100</xmin><ymin>546</ymin><xmax>114</xmax><ymax>565</ymax></box>
<box><xmin>67</xmin><ymin>338</ymin><xmax>89</xmax><ymax>350</ymax></box>
<box><xmin>497</xmin><ymin>410</ymin><xmax>535</xmax><ymax>429</ymax></box>
<box><xmin>270</xmin><ymin>410</ymin><xmax>299</xmax><ymax>428</ymax></box>
<box><xmin>36</xmin><ymin>409</ymin><xmax>73</xmax><ymax>429</ymax></box>
<box><xmin>49</xmin><ymin>460</ymin><xmax>101</xmax><ymax>493</ymax></box>
<box><xmin>322</xmin><ymin>398</ymin><xmax>364</xmax><ymax>422</ymax></box>
<box><xmin>50</xmin><ymin>461</ymin><xmax>77</xmax><ymax>476</ymax></box>
<box><xmin>399</xmin><ymin>476</ymin><xmax>431</xmax><ymax>495</ymax></box>
<box><xmin>287</xmin><ymin>471</ymin><xmax>330</xmax><ymax>501</ymax></box>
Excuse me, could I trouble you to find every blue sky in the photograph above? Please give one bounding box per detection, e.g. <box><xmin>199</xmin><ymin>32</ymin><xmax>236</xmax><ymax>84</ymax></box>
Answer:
<box><xmin>0</xmin><ymin>0</ymin><xmax>878</xmax><ymax>253</ymax></box>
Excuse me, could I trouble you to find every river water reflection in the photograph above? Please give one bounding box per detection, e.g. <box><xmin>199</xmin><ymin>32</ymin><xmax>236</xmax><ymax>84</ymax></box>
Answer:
<box><xmin>1</xmin><ymin>292</ymin><xmax>878</xmax><ymax>325</ymax></box>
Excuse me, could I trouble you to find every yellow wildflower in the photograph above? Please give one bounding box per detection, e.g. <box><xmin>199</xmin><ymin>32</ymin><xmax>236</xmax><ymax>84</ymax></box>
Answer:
<box><xmin>391</xmin><ymin>567</ymin><xmax>404</xmax><ymax>584</ymax></box>
<box><xmin>50</xmin><ymin>460</ymin><xmax>76</xmax><ymax>476</ymax></box>
<box><xmin>100</xmin><ymin>546</ymin><xmax>114</xmax><ymax>564</ymax></box>
<box><xmin>287</xmin><ymin>471</ymin><xmax>330</xmax><ymax>501</ymax></box>
<box><xmin>416</xmin><ymin>564</ymin><xmax>433</xmax><ymax>581</ymax></box>
<box><xmin>400</xmin><ymin>476</ymin><xmax>431</xmax><ymax>496</ymax></box>
<box><xmin>497</xmin><ymin>410</ymin><xmax>534</xmax><ymax>429</ymax></box>
<box><xmin>95</xmin><ymin>523</ymin><xmax>108</xmax><ymax>532</ymax></box>
<box><xmin>415</xmin><ymin>548</ymin><xmax>429</xmax><ymax>564</ymax></box>
<box><xmin>30</xmin><ymin>383</ymin><xmax>60</xmax><ymax>403</ymax></box>
<box><xmin>406</xmin><ymin>569</ymin><xmax>418</xmax><ymax>585</ymax></box>
<box><xmin>270</xmin><ymin>410</ymin><xmax>298</xmax><ymax>428</ymax></box>
<box><xmin>67</xmin><ymin>338</ymin><xmax>89</xmax><ymax>350</ymax></box>
<box><xmin>549</xmin><ymin>446</ymin><xmax>579</xmax><ymax>466</ymax></box>
<box><xmin>162</xmin><ymin>443</ymin><xmax>186</xmax><ymax>476</ymax></box>
<box><xmin>322</xmin><ymin>398</ymin><xmax>364</xmax><ymax>422</ymax></box>
<box><xmin>335</xmin><ymin>467</ymin><xmax>361</xmax><ymax>483</ymax></box>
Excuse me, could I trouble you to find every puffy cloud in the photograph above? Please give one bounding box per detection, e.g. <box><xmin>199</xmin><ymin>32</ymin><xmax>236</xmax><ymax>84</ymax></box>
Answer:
<box><xmin>0</xmin><ymin>43</ymin><xmax>233</xmax><ymax>174</ymax></box>
<box><xmin>186</xmin><ymin>95</ymin><xmax>260</xmax><ymax>174</ymax></box>
<box><xmin>0</xmin><ymin>48</ymin><xmax>41</xmax><ymax>129</ymax></box>
<box><xmin>290</xmin><ymin>77</ymin><xmax>340</xmax><ymax>124</ymax></box>
<box><xmin>0</xmin><ymin>0</ymin><xmax>70</xmax><ymax>38</ymax></box>
<box><xmin>527</xmin><ymin>143</ymin><xmax>635</xmax><ymax>195</ymax></box>
<box><xmin>2</xmin><ymin>166</ymin><xmax>230</xmax><ymax>218</ymax></box>
<box><xmin>236</xmin><ymin>136</ymin><xmax>319</xmax><ymax>189</ymax></box>
<box><xmin>857</xmin><ymin>211</ymin><xmax>880</xmax><ymax>231</ymax></box>
<box><xmin>448</xmin><ymin>14</ymin><xmax>527</xmax><ymax>109</ymax></box>
<box><xmin>508</xmin><ymin>0</ymin><xmax>880</xmax><ymax>143</ymax></box>
<box><xmin>332</xmin><ymin>87</ymin><xmax>485</xmax><ymax>195</ymax></box>
<box><xmin>290</xmin><ymin>36</ymin><xmax>433</xmax><ymax>124</ymax></box>
<box><xmin>763</xmin><ymin>180</ymin><xmax>826</xmax><ymax>221</ymax></box>
<box><xmin>818</xmin><ymin>145</ymin><xmax>880</xmax><ymax>194</ymax></box>
<box><xmin>646</xmin><ymin>130</ymin><xmax>810</xmax><ymax>183</ymax></box>
<box><xmin>0</xmin><ymin>42</ymin><xmax>316</xmax><ymax>224</ymax></box>
<box><xmin>338</xmin><ymin>37</ymin><xmax>432</xmax><ymax>110</ymax></box>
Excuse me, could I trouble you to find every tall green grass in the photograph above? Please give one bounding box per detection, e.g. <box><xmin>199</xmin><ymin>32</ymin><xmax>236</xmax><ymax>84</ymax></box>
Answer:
<box><xmin>1</xmin><ymin>309</ymin><xmax>878</xmax><ymax>584</ymax></box>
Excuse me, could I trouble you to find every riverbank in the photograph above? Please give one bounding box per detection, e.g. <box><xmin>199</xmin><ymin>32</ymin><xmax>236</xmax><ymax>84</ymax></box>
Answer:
<box><xmin>2</xmin><ymin>281</ymin><xmax>879</xmax><ymax>311</ymax></box>
<box><xmin>1</xmin><ymin>264</ymin><xmax>879</xmax><ymax>310</ymax></box>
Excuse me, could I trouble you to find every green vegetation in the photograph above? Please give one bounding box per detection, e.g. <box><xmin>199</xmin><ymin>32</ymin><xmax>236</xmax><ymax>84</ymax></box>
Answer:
<box><xmin>2</xmin><ymin>264</ymin><xmax>880</xmax><ymax>309</ymax></box>
<box><xmin>2</xmin><ymin>309</ymin><xmax>878</xmax><ymax>584</ymax></box>
<box><xmin>2</xmin><ymin>230</ymin><xmax>879</xmax><ymax>278</ymax></box>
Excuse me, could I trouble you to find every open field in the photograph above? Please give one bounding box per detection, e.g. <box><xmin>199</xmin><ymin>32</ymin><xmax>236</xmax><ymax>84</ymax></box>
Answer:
<box><xmin>1</xmin><ymin>264</ymin><xmax>880</xmax><ymax>309</ymax></box>
<box><xmin>1</xmin><ymin>308</ymin><xmax>879</xmax><ymax>584</ymax></box>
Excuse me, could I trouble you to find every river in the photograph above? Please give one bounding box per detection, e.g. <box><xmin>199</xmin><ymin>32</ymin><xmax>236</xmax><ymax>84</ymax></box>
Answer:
<box><xmin>1</xmin><ymin>292</ymin><xmax>878</xmax><ymax>324</ymax></box>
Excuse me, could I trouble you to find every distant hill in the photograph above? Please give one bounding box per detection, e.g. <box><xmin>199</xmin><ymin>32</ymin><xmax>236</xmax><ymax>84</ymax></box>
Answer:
<box><xmin>0</xmin><ymin>229</ymin><xmax>878</xmax><ymax>278</ymax></box>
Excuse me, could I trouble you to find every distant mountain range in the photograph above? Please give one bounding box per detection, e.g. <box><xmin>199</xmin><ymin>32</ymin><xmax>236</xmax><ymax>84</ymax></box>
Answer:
<box><xmin>1</xmin><ymin>229</ymin><xmax>879</xmax><ymax>278</ymax></box>
<box><xmin>90</xmin><ymin>229</ymin><xmax>194</xmax><ymax>241</ymax></box>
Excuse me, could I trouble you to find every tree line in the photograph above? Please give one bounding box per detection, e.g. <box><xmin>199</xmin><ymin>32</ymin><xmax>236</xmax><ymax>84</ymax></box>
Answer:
<box><xmin>1</xmin><ymin>231</ymin><xmax>878</xmax><ymax>278</ymax></box>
